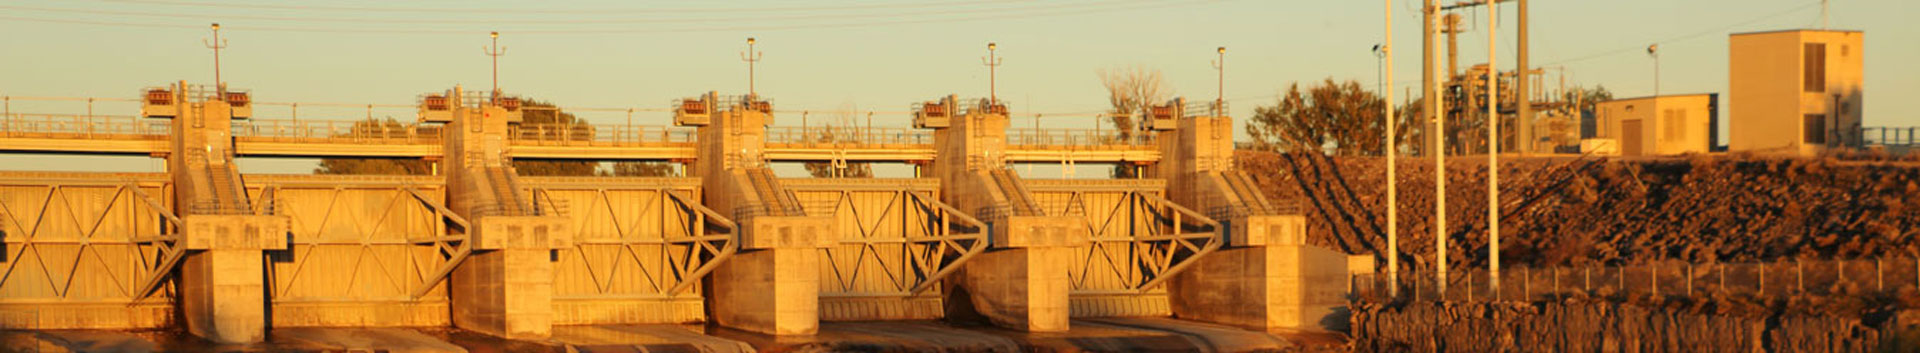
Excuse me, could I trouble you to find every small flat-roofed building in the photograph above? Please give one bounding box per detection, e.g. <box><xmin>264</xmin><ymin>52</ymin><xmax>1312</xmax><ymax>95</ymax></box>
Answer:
<box><xmin>1729</xmin><ymin>29</ymin><xmax>1864</xmax><ymax>155</ymax></box>
<box><xmin>1592</xmin><ymin>94</ymin><xmax>1719</xmax><ymax>156</ymax></box>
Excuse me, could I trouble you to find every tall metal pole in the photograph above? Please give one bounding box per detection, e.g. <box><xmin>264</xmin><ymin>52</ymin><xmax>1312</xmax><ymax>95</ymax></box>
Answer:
<box><xmin>484</xmin><ymin>31</ymin><xmax>506</xmax><ymax>94</ymax></box>
<box><xmin>742</xmin><ymin>38</ymin><xmax>762</xmax><ymax>96</ymax></box>
<box><xmin>1427</xmin><ymin>0</ymin><xmax>1449</xmax><ymax>296</ymax></box>
<box><xmin>203</xmin><ymin>23</ymin><xmax>227</xmax><ymax>91</ymax></box>
<box><xmin>1486</xmin><ymin>0</ymin><xmax>1502</xmax><ymax>297</ymax></box>
<box><xmin>1648</xmin><ymin>45</ymin><xmax>1660</xmax><ymax>96</ymax></box>
<box><xmin>1214</xmin><ymin>47</ymin><xmax>1226</xmax><ymax>116</ymax></box>
<box><xmin>1517</xmin><ymin>0</ymin><xmax>1531</xmax><ymax>155</ymax></box>
<box><xmin>984</xmin><ymin>42</ymin><xmax>1002</xmax><ymax>103</ymax></box>
<box><xmin>1384</xmin><ymin>0</ymin><xmax>1400</xmax><ymax>297</ymax></box>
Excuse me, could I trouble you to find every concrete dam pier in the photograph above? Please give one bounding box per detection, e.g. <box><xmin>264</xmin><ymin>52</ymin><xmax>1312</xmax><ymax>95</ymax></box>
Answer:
<box><xmin>0</xmin><ymin>84</ymin><xmax>1368</xmax><ymax>351</ymax></box>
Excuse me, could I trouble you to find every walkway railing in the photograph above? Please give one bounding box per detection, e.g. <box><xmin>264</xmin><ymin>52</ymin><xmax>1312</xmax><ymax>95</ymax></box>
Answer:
<box><xmin>1007</xmin><ymin>128</ymin><xmax>1155</xmax><ymax>148</ymax></box>
<box><xmin>764</xmin><ymin>126</ymin><xmax>931</xmax><ymax>146</ymax></box>
<box><xmin>507</xmin><ymin>123</ymin><xmax>695</xmax><ymax>146</ymax></box>
<box><xmin>232</xmin><ymin>119</ymin><xmax>440</xmax><ymax>144</ymax></box>
<box><xmin>0</xmin><ymin>113</ymin><xmax>168</xmax><ymax>139</ymax></box>
<box><xmin>1352</xmin><ymin>257</ymin><xmax>1920</xmax><ymax>303</ymax></box>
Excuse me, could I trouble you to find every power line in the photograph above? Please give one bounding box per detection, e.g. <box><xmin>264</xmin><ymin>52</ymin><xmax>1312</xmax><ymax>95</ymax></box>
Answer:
<box><xmin>2</xmin><ymin>0</ymin><xmax>1166</xmax><ymax>26</ymax></box>
<box><xmin>0</xmin><ymin>0</ymin><xmax>1227</xmax><ymax>35</ymax></box>
<box><xmin>1538</xmin><ymin>1</ymin><xmax>1820</xmax><ymax>67</ymax></box>
<box><xmin>92</xmin><ymin>0</ymin><xmax>1042</xmax><ymax>15</ymax></box>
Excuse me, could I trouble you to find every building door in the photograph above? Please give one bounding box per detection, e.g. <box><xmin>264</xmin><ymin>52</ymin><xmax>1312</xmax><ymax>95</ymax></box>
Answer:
<box><xmin>1622</xmin><ymin>119</ymin><xmax>1644</xmax><ymax>156</ymax></box>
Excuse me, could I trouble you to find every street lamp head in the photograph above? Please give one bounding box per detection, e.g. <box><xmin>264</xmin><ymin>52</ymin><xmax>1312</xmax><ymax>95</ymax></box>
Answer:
<box><xmin>210</xmin><ymin>23</ymin><xmax>220</xmax><ymax>30</ymax></box>
<box><xmin>747</xmin><ymin>37</ymin><xmax>756</xmax><ymax>45</ymax></box>
<box><xmin>1646</xmin><ymin>44</ymin><xmax>1658</xmax><ymax>55</ymax></box>
<box><xmin>490</xmin><ymin>31</ymin><xmax>499</xmax><ymax>38</ymax></box>
<box><xmin>1218</xmin><ymin>46</ymin><xmax>1226</xmax><ymax>54</ymax></box>
<box><xmin>988</xmin><ymin>42</ymin><xmax>997</xmax><ymax>51</ymax></box>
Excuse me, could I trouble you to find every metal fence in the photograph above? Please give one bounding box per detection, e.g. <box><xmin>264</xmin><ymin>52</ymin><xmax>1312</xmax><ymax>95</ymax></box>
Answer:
<box><xmin>1865</xmin><ymin>127</ymin><xmax>1919</xmax><ymax>147</ymax></box>
<box><xmin>1352</xmin><ymin>258</ymin><xmax>1920</xmax><ymax>303</ymax></box>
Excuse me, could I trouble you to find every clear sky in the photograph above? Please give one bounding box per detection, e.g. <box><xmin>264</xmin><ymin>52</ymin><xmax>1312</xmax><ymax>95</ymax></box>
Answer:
<box><xmin>0</xmin><ymin>0</ymin><xmax>1913</xmax><ymax>175</ymax></box>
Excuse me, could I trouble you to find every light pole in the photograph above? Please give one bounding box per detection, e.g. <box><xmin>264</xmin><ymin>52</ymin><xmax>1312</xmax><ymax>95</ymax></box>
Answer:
<box><xmin>484</xmin><ymin>31</ymin><xmax>506</xmax><ymax>94</ymax></box>
<box><xmin>983</xmin><ymin>42</ymin><xmax>1002</xmax><ymax>103</ymax></box>
<box><xmin>1380</xmin><ymin>0</ymin><xmax>1399</xmax><ymax>297</ymax></box>
<box><xmin>1213</xmin><ymin>47</ymin><xmax>1226</xmax><ymax>116</ymax></box>
<box><xmin>743</xmin><ymin>37</ymin><xmax>763</xmax><ymax>97</ymax></box>
<box><xmin>1647</xmin><ymin>44</ymin><xmax>1660</xmax><ymax>97</ymax></box>
<box><xmin>203</xmin><ymin>23</ymin><xmax>227</xmax><ymax>91</ymax></box>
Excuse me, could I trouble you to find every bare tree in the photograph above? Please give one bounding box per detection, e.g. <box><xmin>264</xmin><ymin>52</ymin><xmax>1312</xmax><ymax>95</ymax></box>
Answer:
<box><xmin>803</xmin><ymin>102</ymin><xmax>873</xmax><ymax>178</ymax></box>
<box><xmin>1099</xmin><ymin>66</ymin><xmax>1170</xmax><ymax>133</ymax></box>
<box><xmin>1098</xmin><ymin>66</ymin><xmax>1170</xmax><ymax>178</ymax></box>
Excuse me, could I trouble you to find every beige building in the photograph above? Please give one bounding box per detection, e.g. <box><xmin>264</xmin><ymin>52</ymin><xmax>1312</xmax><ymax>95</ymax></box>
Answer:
<box><xmin>1592</xmin><ymin>94</ymin><xmax>1718</xmax><ymax>156</ymax></box>
<box><xmin>1729</xmin><ymin>29</ymin><xmax>1865</xmax><ymax>155</ymax></box>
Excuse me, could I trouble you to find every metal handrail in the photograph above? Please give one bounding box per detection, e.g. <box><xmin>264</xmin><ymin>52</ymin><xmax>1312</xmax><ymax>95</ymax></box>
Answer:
<box><xmin>507</xmin><ymin>123</ymin><xmax>695</xmax><ymax>145</ymax></box>
<box><xmin>231</xmin><ymin>119</ymin><xmax>441</xmax><ymax>143</ymax></box>
<box><xmin>1006</xmin><ymin>128</ymin><xmax>1156</xmax><ymax>147</ymax></box>
<box><xmin>0</xmin><ymin>114</ymin><xmax>169</xmax><ymax>138</ymax></box>
<box><xmin>764</xmin><ymin>126</ymin><xmax>932</xmax><ymax>145</ymax></box>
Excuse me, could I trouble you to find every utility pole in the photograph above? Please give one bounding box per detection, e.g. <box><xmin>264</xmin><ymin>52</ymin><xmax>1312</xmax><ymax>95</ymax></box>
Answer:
<box><xmin>484</xmin><ymin>31</ymin><xmax>506</xmax><ymax>94</ymax></box>
<box><xmin>1517</xmin><ymin>0</ymin><xmax>1531</xmax><ymax>154</ymax></box>
<box><xmin>1383</xmin><ymin>0</ymin><xmax>1399</xmax><ymax>297</ymax></box>
<box><xmin>742</xmin><ymin>37</ymin><xmax>763</xmax><ymax>97</ymax></box>
<box><xmin>1822</xmin><ymin>0</ymin><xmax>1830</xmax><ymax>29</ymax></box>
<box><xmin>1426</xmin><ymin>0</ymin><xmax>1449</xmax><ymax>297</ymax></box>
<box><xmin>983</xmin><ymin>42</ymin><xmax>1002</xmax><ymax>103</ymax></box>
<box><xmin>1486</xmin><ymin>0</ymin><xmax>1502</xmax><ymax>298</ymax></box>
<box><xmin>203</xmin><ymin>23</ymin><xmax>227</xmax><ymax>92</ymax></box>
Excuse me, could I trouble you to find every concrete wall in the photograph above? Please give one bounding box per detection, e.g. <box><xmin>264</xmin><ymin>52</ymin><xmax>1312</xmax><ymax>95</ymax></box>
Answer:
<box><xmin>1730</xmin><ymin>30</ymin><xmax>1865</xmax><ymax>155</ymax></box>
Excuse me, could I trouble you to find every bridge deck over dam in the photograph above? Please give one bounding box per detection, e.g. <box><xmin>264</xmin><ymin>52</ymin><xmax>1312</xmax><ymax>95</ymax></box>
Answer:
<box><xmin>0</xmin><ymin>113</ymin><xmax>1159</xmax><ymax>162</ymax></box>
<box><xmin>0</xmin><ymin>85</ymin><xmax>1369</xmax><ymax>351</ymax></box>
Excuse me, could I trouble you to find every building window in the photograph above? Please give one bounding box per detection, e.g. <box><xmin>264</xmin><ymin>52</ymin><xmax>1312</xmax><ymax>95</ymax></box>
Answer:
<box><xmin>1663</xmin><ymin>109</ymin><xmax>1686</xmax><ymax>142</ymax></box>
<box><xmin>1804</xmin><ymin>114</ymin><xmax>1827</xmax><ymax>144</ymax></box>
<box><xmin>1804</xmin><ymin>43</ymin><xmax>1827</xmax><ymax>93</ymax></box>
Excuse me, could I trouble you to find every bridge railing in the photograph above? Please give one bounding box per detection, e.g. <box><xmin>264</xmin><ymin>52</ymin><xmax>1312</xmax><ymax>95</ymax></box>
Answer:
<box><xmin>507</xmin><ymin>123</ymin><xmax>695</xmax><ymax>146</ymax></box>
<box><xmin>764</xmin><ymin>126</ymin><xmax>932</xmax><ymax>146</ymax></box>
<box><xmin>0</xmin><ymin>113</ymin><xmax>169</xmax><ymax>139</ymax></box>
<box><xmin>1353</xmin><ymin>257</ymin><xmax>1920</xmax><ymax>304</ymax></box>
<box><xmin>232</xmin><ymin>119</ymin><xmax>442</xmax><ymax>144</ymax></box>
<box><xmin>1006</xmin><ymin>128</ymin><xmax>1155</xmax><ymax>148</ymax></box>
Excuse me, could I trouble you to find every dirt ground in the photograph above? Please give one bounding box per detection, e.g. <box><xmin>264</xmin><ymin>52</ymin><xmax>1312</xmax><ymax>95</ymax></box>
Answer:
<box><xmin>1241</xmin><ymin>151</ymin><xmax>1920</xmax><ymax>271</ymax></box>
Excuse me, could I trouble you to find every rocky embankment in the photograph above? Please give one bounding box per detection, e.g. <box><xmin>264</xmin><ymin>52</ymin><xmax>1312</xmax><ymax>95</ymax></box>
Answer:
<box><xmin>1241</xmin><ymin>151</ymin><xmax>1920</xmax><ymax>269</ymax></box>
<box><xmin>1351</xmin><ymin>300</ymin><xmax>1919</xmax><ymax>352</ymax></box>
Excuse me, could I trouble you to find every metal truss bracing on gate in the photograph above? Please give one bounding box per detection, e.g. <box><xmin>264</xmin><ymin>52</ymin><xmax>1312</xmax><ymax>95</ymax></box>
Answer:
<box><xmin>523</xmin><ymin>177</ymin><xmax>738</xmax><ymax>300</ymax></box>
<box><xmin>0</xmin><ymin>173</ymin><xmax>177</xmax><ymax>328</ymax></box>
<box><xmin>1025</xmin><ymin>180</ymin><xmax>1223</xmax><ymax>295</ymax></box>
<box><xmin>785</xmin><ymin>179</ymin><xmax>989</xmax><ymax>298</ymax></box>
<box><xmin>233</xmin><ymin>177</ymin><xmax>469</xmax><ymax>311</ymax></box>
